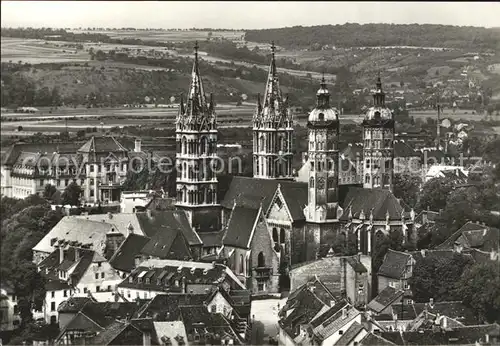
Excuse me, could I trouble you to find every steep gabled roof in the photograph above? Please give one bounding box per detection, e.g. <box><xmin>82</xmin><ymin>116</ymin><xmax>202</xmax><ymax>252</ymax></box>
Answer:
<box><xmin>279</xmin><ymin>184</ymin><xmax>308</xmax><ymax>222</ymax></box>
<box><xmin>222</xmin><ymin>206</ymin><xmax>260</xmax><ymax>249</ymax></box>
<box><xmin>394</xmin><ymin>140</ymin><xmax>418</xmax><ymax>158</ymax></box>
<box><xmin>109</xmin><ymin>233</ymin><xmax>151</xmax><ymax>272</ymax></box>
<box><xmin>359</xmin><ymin>332</ymin><xmax>396</xmax><ymax>346</ymax></box>
<box><xmin>378</xmin><ymin>250</ymin><xmax>412</xmax><ymax>279</ymax></box>
<box><xmin>339</xmin><ymin>187</ymin><xmax>406</xmax><ymax>221</ymax></box>
<box><xmin>137</xmin><ymin>210</ymin><xmax>201</xmax><ymax>246</ymax></box>
<box><xmin>335</xmin><ymin>322</ymin><xmax>366</xmax><ymax>346</ymax></box>
<box><xmin>218</xmin><ymin>175</ymin><xmax>306</xmax><ymax>211</ymax></box>
<box><xmin>33</xmin><ymin>216</ymin><xmax>116</xmax><ymax>254</ymax></box>
<box><xmin>77</xmin><ymin>136</ymin><xmax>128</xmax><ymax>154</ymax></box>
<box><xmin>437</xmin><ymin>221</ymin><xmax>499</xmax><ymax>252</ymax></box>
<box><xmin>367</xmin><ymin>286</ymin><xmax>404</xmax><ymax>313</ymax></box>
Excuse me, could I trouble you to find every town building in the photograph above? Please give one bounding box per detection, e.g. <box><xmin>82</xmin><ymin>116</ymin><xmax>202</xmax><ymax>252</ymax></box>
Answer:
<box><xmin>289</xmin><ymin>251</ymin><xmax>372</xmax><ymax>307</ymax></box>
<box><xmin>0</xmin><ymin>282</ymin><xmax>21</xmax><ymax>331</ymax></box>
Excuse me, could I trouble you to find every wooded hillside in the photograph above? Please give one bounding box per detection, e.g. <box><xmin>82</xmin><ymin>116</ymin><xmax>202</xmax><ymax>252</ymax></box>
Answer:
<box><xmin>245</xmin><ymin>23</ymin><xmax>500</xmax><ymax>50</ymax></box>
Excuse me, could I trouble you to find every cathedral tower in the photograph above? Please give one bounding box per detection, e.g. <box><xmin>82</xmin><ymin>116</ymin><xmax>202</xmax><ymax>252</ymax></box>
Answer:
<box><xmin>175</xmin><ymin>42</ymin><xmax>219</xmax><ymax>230</ymax></box>
<box><xmin>305</xmin><ymin>77</ymin><xmax>341</xmax><ymax>223</ymax></box>
<box><xmin>362</xmin><ymin>75</ymin><xmax>394</xmax><ymax>190</ymax></box>
<box><xmin>253</xmin><ymin>42</ymin><xmax>293</xmax><ymax>180</ymax></box>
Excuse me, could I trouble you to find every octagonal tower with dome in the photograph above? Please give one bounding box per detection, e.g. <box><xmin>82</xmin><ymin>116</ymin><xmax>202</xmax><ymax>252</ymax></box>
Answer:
<box><xmin>362</xmin><ymin>75</ymin><xmax>394</xmax><ymax>190</ymax></box>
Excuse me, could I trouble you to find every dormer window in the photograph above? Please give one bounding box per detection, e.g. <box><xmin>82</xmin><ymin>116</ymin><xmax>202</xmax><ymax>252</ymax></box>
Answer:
<box><xmin>319</xmin><ymin>113</ymin><xmax>324</xmax><ymax>121</ymax></box>
<box><xmin>128</xmin><ymin>277</ymin><xmax>133</xmax><ymax>283</ymax></box>
<box><xmin>145</xmin><ymin>278</ymin><xmax>150</xmax><ymax>285</ymax></box>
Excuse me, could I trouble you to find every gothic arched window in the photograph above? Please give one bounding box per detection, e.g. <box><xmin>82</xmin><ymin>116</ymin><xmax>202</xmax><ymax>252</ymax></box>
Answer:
<box><xmin>272</xmin><ymin>228</ymin><xmax>278</xmax><ymax>243</ymax></box>
<box><xmin>365</xmin><ymin>174</ymin><xmax>370</xmax><ymax>184</ymax></box>
<box><xmin>200</xmin><ymin>136</ymin><xmax>208</xmax><ymax>155</ymax></box>
<box><xmin>309</xmin><ymin>177</ymin><xmax>315</xmax><ymax>188</ymax></box>
<box><xmin>181</xmin><ymin>136</ymin><xmax>187</xmax><ymax>155</ymax></box>
<box><xmin>259</xmin><ymin>136</ymin><xmax>265</xmax><ymax>152</ymax></box>
<box><xmin>240</xmin><ymin>254</ymin><xmax>244</xmax><ymax>274</ymax></box>
<box><xmin>257</xmin><ymin>252</ymin><xmax>265</xmax><ymax>268</ymax></box>
<box><xmin>280</xmin><ymin>228</ymin><xmax>285</xmax><ymax>244</ymax></box>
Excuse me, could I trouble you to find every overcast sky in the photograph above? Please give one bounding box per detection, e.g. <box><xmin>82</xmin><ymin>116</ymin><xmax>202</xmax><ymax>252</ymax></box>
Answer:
<box><xmin>2</xmin><ymin>1</ymin><xmax>499</xmax><ymax>29</ymax></box>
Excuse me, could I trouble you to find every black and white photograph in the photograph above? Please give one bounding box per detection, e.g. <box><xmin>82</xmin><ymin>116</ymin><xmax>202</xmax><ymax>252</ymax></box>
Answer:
<box><xmin>1</xmin><ymin>1</ymin><xmax>499</xmax><ymax>345</ymax></box>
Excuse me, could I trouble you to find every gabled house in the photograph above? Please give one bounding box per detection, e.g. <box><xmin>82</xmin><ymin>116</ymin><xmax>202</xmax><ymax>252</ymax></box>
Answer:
<box><xmin>290</xmin><ymin>252</ymin><xmax>372</xmax><ymax>307</ymax></box>
<box><xmin>437</xmin><ymin>221</ymin><xmax>500</xmax><ymax>258</ymax></box>
<box><xmin>367</xmin><ymin>286</ymin><xmax>405</xmax><ymax>316</ymax></box>
<box><xmin>377</xmin><ymin>250</ymin><xmax>415</xmax><ymax>293</ymax></box>
<box><xmin>278</xmin><ymin>280</ymin><xmax>337</xmax><ymax>345</ymax></box>
<box><xmin>55</xmin><ymin>298</ymin><xmax>140</xmax><ymax>344</ymax></box>
<box><xmin>37</xmin><ymin>245</ymin><xmax>123</xmax><ymax>324</ymax></box>
<box><xmin>117</xmin><ymin>259</ymin><xmax>245</xmax><ymax>301</ymax></box>
<box><xmin>221</xmin><ymin>204</ymin><xmax>280</xmax><ymax>294</ymax></box>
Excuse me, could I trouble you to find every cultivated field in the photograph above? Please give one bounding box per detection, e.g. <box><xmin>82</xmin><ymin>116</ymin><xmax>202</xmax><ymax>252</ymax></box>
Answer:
<box><xmin>69</xmin><ymin>29</ymin><xmax>245</xmax><ymax>42</ymax></box>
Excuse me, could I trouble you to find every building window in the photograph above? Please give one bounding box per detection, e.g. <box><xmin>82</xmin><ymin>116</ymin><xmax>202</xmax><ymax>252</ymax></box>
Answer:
<box><xmin>309</xmin><ymin>177</ymin><xmax>314</xmax><ymax>188</ymax></box>
<box><xmin>95</xmin><ymin>273</ymin><xmax>99</xmax><ymax>280</ymax></box>
<box><xmin>365</xmin><ymin>175</ymin><xmax>370</xmax><ymax>184</ymax></box>
<box><xmin>51</xmin><ymin>302</ymin><xmax>56</xmax><ymax>311</ymax></box>
<box><xmin>40</xmin><ymin>179</ymin><xmax>44</xmax><ymax>186</ymax></box>
<box><xmin>240</xmin><ymin>254</ymin><xmax>244</xmax><ymax>274</ymax></box>
<box><xmin>211</xmin><ymin>305</ymin><xmax>216</xmax><ymax>313</ymax></box>
<box><xmin>101</xmin><ymin>273</ymin><xmax>105</xmax><ymax>279</ymax></box>
<box><xmin>280</xmin><ymin>228</ymin><xmax>285</xmax><ymax>244</ymax></box>
<box><xmin>63</xmin><ymin>290</ymin><xmax>67</xmax><ymax>297</ymax></box>
<box><xmin>51</xmin><ymin>291</ymin><xmax>55</xmax><ymax>298</ymax></box>
<box><xmin>50</xmin><ymin>316</ymin><xmax>57</xmax><ymax>324</ymax></box>
<box><xmin>339</xmin><ymin>330</ymin><xmax>343</xmax><ymax>335</ymax></box>
<box><xmin>257</xmin><ymin>252</ymin><xmax>265</xmax><ymax>268</ymax></box>
<box><xmin>272</xmin><ymin>228</ymin><xmax>279</xmax><ymax>242</ymax></box>
<box><xmin>83</xmin><ymin>287</ymin><xmax>87</xmax><ymax>293</ymax></box>
<box><xmin>258</xmin><ymin>282</ymin><xmax>265</xmax><ymax>292</ymax></box>
<box><xmin>96</xmin><ymin>286</ymin><xmax>100</xmax><ymax>292</ymax></box>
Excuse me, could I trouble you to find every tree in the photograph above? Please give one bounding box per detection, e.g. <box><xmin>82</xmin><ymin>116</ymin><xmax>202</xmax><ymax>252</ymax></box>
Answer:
<box><xmin>454</xmin><ymin>262</ymin><xmax>500</xmax><ymax>323</ymax></box>
<box><xmin>393</xmin><ymin>174</ymin><xmax>421</xmax><ymax>207</ymax></box>
<box><xmin>43</xmin><ymin>184</ymin><xmax>57</xmax><ymax>200</ymax></box>
<box><xmin>61</xmin><ymin>182</ymin><xmax>83</xmax><ymax>206</ymax></box>
<box><xmin>409</xmin><ymin>252</ymin><xmax>473</xmax><ymax>303</ymax></box>
<box><xmin>415</xmin><ymin>177</ymin><xmax>455</xmax><ymax>212</ymax></box>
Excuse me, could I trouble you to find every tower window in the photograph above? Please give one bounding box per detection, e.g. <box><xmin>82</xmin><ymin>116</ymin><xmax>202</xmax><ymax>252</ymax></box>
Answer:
<box><xmin>366</xmin><ymin>159</ymin><xmax>370</xmax><ymax>169</ymax></box>
<box><xmin>309</xmin><ymin>177</ymin><xmax>315</xmax><ymax>188</ymax></box>
<box><xmin>365</xmin><ymin>175</ymin><xmax>370</xmax><ymax>184</ymax></box>
<box><xmin>319</xmin><ymin>113</ymin><xmax>325</xmax><ymax>121</ymax></box>
<box><xmin>374</xmin><ymin>111</ymin><xmax>381</xmax><ymax>119</ymax></box>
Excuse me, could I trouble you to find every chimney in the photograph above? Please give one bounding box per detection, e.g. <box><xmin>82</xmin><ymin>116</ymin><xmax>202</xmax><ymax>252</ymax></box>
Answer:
<box><xmin>107</xmin><ymin>212</ymin><xmax>113</xmax><ymax>219</ymax></box>
<box><xmin>147</xmin><ymin>209</ymin><xmax>152</xmax><ymax>218</ymax></box>
<box><xmin>490</xmin><ymin>251</ymin><xmax>498</xmax><ymax>261</ymax></box>
<box><xmin>134</xmin><ymin>255</ymin><xmax>143</xmax><ymax>268</ymax></box>
<box><xmin>485</xmin><ymin>333</ymin><xmax>490</xmax><ymax>344</ymax></box>
<box><xmin>59</xmin><ymin>246</ymin><xmax>64</xmax><ymax>264</ymax></box>
<box><xmin>429</xmin><ymin>298</ymin><xmax>434</xmax><ymax>308</ymax></box>
<box><xmin>442</xmin><ymin>316</ymin><xmax>448</xmax><ymax>329</ymax></box>
<box><xmin>421</xmin><ymin>249</ymin><xmax>426</xmax><ymax>258</ymax></box>
<box><xmin>134</xmin><ymin>138</ymin><xmax>142</xmax><ymax>153</ymax></box>
<box><xmin>341</xmin><ymin>307</ymin><xmax>347</xmax><ymax>319</ymax></box>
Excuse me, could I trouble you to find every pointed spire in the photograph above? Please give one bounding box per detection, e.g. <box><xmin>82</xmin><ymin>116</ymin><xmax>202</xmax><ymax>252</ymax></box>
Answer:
<box><xmin>179</xmin><ymin>93</ymin><xmax>185</xmax><ymax>114</ymax></box>
<box><xmin>187</xmin><ymin>40</ymin><xmax>207</xmax><ymax>115</ymax></box>
<box><xmin>263</xmin><ymin>41</ymin><xmax>282</xmax><ymax>110</ymax></box>
<box><xmin>316</xmin><ymin>74</ymin><xmax>330</xmax><ymax>108</ymax></box>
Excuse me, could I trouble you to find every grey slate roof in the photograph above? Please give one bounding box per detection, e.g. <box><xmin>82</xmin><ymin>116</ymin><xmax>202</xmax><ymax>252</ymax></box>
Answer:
<box><xmin>367</xmin><ymin>286</ymin><xmax>404</xmax><ymax>313</ymax></box>
<box><xmin>378</xmin><ymin>250</ymin><xmax>412</xmax><ymax>279</ymax></box>
<box><xmin>222</xmin><ymin>206</ymin><xmax>260</xmax><ymax>249</ymax></box>
<box><xmin>108</xmin><ymin>233</ymin><xmax>151</xmax><ymax>272</ymax></box>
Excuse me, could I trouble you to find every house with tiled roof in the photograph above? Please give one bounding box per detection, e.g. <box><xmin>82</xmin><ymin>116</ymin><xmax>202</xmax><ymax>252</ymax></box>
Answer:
<box><xmin>117</xmin><ymin>259</ymin><xmax>245</xmax><ymax>301</ymax></box>
<box><xmin>367</xmin><ymin>286</ymin><xmax>405</xmax><ymax>315</ymax></box>
<box><xmin>37</xmin><ymin>244</ymin><xmax>124</xmax><ymax>325</ymax></box>
<box><xmin>278</xmin><ymin>278</ymin><xmax>338</xmax><ymax>345</ymax></box>
<box><xmin>55</xmin><ymin>299</ymin><xmax>140</xmax><ymax>344</ymax></box>
<box><xmin>358</xmin><ymin>331</ymin><xmax>396</xmax><ymax>346</ymax></box>
<box><xmin>307</xmin><ymin>300</ymin><xmax>363</xmax><ymax>346</ymax></box>
<box><xmin>86</xmin><ymin>318</ymin><xmax>156</xmax><ymax>346</ymax></box>
<box><xmin>335</xmin><ymin>321</ymin><xmax>368</xmax><ymax>346</ymax></box>
<box><xmin>377</xmin><ymin>249</ymin><xmax>415</xmax><ymax>294</ymax></box>
<box><xmin>437</xmin><ymin>221</ymin><xmax>500</xmax><ymax>258</ymax></box>
<box><xmin>290</xmin><ymin>252</ymin><xmax>371</xmax><ymax>307</ymax></box>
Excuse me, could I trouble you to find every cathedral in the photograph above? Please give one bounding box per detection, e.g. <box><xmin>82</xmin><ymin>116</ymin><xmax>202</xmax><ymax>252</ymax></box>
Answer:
<box><xmin>174</xmin><ymin>42</ymin><xmax>415</xmax><ymax>294</ymax></box>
